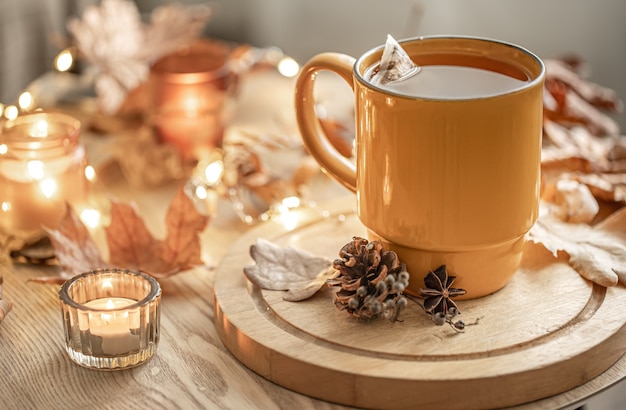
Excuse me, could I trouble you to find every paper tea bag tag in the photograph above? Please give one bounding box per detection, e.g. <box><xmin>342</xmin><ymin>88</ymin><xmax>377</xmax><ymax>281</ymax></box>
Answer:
<box><xmin>369</xmin><ymin>34</ymin><xmax>420</xmax><ymax>86</ymax></box>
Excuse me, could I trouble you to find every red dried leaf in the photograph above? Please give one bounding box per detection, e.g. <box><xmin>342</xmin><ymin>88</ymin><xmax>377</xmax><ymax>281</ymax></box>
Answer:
<box><xmin>43</xmin><ymin>206</ymin><xmax>108</xmax><ymax>278</ymax></box>
<box><xmin>156</xmin><ymin>187</ymin><xmax>210</xmax><ymax>277</ymax></box>
<box><xmin>106</xmin><ymin>201</ymin><xmax>160</xmax><ymax>272</ymax></box>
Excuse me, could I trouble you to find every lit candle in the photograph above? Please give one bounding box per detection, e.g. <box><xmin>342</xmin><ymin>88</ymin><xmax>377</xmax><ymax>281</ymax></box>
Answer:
<box><xmin>59</xmin><ymin>268</ymin><xmax>161</xmax><ymax>370</ymax></box>
<box><xmin>0</xmin><ymin>112</ymin><xmax>87</xmax><ymax>238</ymax></box>
<box><xmin>82</xmin><ymin>297</ymin><xmax>141</xmax><ymax>356</ymax></box>
<box><xmin>149</xmin><ymin>40</ymin><xmax>234</xmax><ymax>160</ymax></box>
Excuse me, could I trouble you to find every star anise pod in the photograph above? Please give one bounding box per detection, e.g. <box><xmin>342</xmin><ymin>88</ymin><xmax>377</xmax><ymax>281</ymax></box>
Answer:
<box><xmin>419</xmin><ymin>265</ymin><xmax>467</xmax><ymax>330</ymax></box>
<box><xmin>327</xmin><ymin>236</ymin><xmax>409</xmax><ymax>322</ymax></box>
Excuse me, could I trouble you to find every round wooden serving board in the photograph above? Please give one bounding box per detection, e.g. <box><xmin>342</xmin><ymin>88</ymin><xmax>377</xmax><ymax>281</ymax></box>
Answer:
<box><xmin>213</xmin><ymin>197</ymin><xmax>626</xmax><ymax>410</ymax></box>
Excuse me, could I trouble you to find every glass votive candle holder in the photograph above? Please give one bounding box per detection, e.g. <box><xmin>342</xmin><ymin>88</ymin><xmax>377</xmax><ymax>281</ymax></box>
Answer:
<box><xmin>59</xmin><ymin>268</ymin><xmax>161</xmax><ymax>370</ymax></box>
<box><xmin>149</xmin><ymin>39</ymin><xmax>235</xmax><ymax>160</ymax></box>
<box><xmin>0</xmin><ymin>111</ymin><xmax>88</xmax><ymax>239</ymax></box>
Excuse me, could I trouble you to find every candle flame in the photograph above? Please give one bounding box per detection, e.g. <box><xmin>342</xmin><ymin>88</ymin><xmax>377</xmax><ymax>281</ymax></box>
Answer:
<box><xmin>106</xmin><ymin>299</ymin><xmax>115</xmax><ymax>310</ymax></box>
<box><xmin>183</xmin><ymin>97</ymin><xmax>200</xmax><ymax>117</ymax></box>
<box><xmin>30</xmin><ymin>120</ymin><xmax>49</xmax><ymax>138</ymax></box>
<box><xmin>27</xmin><ymin>161</ymin><xmax>45</xmax><ymax>180</ymax></box>
<box><xmin>39</xmin><ymin>178</ymin><xmax>57</xmax><ymax>199</ymax></box>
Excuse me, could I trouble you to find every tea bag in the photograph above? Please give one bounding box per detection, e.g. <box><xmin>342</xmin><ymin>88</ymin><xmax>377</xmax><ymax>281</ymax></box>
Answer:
<box><xmin>369</xmin><ymin>34</ymin><xmax>420</xmax><ymax>86</ymax></box>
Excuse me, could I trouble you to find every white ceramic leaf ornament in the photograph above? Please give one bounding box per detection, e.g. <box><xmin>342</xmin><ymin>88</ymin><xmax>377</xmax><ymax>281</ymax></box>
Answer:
<box><xmin>244</xmin><ymin>238</ymin><xmax>337</xmax><ymax>301</ymax></box>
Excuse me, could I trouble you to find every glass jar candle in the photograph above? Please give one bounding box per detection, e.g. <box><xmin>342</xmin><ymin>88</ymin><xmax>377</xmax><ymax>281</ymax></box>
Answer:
<box><xmin>0</xmin><ymin>112</ymin><xmax>87</xmax><ymax>238</ymax></box>
<box><xmin>59</xmin><ymin>268</ymin><xmax>161</xmax><ymax>370</ymax></box>
<box><xmin>149</xmin><ymin>39</ymin><xmax>235</xmax><ymax>160</ymax></box>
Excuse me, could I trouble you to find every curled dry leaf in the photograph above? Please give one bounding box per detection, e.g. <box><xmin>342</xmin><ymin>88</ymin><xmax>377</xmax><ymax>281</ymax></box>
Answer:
<box><xmin>544</xmin><ymin>58</ymin><xmax>622</xmax><ymax>136</ymax></box>
<box><xmin>243</xmin><ymin>238</ymin><xmax>336</xmax><ymax>301</ymax></box>
<box><xmin>529</xmin><ymin>205</ymin><xmax>626</xmax><ymax>287</ymax></box>
<box><xmin>543</xmin><ymin>178</ymin><xmax>600</xmax><ymax>223</ymax></box>
<box><xmin>540</xmin><ymin>57</ymin><xmax>625</xmax><ymax>212</ymax></box>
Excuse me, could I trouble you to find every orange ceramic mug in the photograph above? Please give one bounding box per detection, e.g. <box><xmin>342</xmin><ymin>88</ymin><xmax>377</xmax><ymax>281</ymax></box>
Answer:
<box><xmin>295</xmin><ymin>36</ymin><xmax>545</xmax><ymax>299</ymax></box>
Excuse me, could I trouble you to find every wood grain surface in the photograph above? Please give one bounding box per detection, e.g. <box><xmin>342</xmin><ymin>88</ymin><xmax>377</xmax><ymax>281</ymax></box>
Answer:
<box><xmin>214</xmin><ymin>197</ymin><xmax>626</xmax><ymax>410</ymax></box>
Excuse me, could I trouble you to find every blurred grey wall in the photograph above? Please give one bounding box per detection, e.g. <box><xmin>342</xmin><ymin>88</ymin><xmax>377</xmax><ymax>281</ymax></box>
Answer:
<box><xmin>2</xmin><ymin>0</ymin><xmax>625</xmax><ymax>128</ymax></box>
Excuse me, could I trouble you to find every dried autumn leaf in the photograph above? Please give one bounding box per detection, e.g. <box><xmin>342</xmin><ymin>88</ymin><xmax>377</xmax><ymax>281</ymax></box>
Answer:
<box><xmin>106</xmin><ymin>201</ymin><xmax>159</xmax><ymax>272</ymax></box>
<box><xmin>106</xmin><ymin>187</ymin><xmax>209</xmax><ymax>277</ymax></box>
<box><xmin>529</xmin><ymin>205</ymin><xmax>626</xmax><ymax>287</ymax></box>
<box><xmin>43</xmin><ymin>205</ymin><xmax>109</xmax><ymax>278</ymax></box>
<box><xmin>158</xmin><ymin>187</ymin><xmax>209</xmax><ymax>276</ymax></box>
<box><xmin>545</xmin><ymin>59</ymin><xmax>623</xmax><ymax>113</ymax></box>
<box><xmin>540</xmin><ymin>57</ymin><xmax>625</xmax><ymax>210</ymax></box>
<box><xmin>243</xmin><ymin>238</ymin><xmax>336</xmax><ymax>301</ymax></box>
<box><xmin>543</xmin><ymin>58</ymin><xmax>622</xmax><ymax>136</ymax></box>
<box><xmin>542</xmin><ymin>177</ymin><xmax>599</xmax><ymax>223</ymax></box>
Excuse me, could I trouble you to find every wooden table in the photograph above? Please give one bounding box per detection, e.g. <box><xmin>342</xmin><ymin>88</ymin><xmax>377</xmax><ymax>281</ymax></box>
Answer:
<box><xmin>1</xmin><ymin>70</ymin><xmax>625</xmax><ymax>410</ymax></box>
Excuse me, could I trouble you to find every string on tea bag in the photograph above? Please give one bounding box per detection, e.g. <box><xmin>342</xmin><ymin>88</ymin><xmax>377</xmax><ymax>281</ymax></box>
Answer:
<box><xmin>369</xmin><ymin>35</ymin><xmax>420</xmax><ymax>86</ymax></box>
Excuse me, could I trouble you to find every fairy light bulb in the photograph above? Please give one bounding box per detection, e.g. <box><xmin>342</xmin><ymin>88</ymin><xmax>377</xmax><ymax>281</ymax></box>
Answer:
<box><xmin>4</xmin><ymin>105</ymin><xmax>18</xmax><ymax>120</ymax></box>
<box><xmin>84</xmin><ymin>165</ymin><xmax>96</xmax><ymax>181</ymax></box>
<box><xmin>204</xmin><ymin>160</ymin><xmax>224</xmax><ymax>186</ymax></box>
<box><xmin>194</xmin><ymin>185</ymin><xmax>208</xmax><ymax>200</ymax></box>
<box><xmin>18</xmin><ymin>92</ymin><xmax>36</xmax><ymax>112</ymax></box>
<box><xmin>30</xmin><ymin>120</ymin><xmax>49</xmax><ymax>138</ymax></box>
<box><xmin>277</xmin><ymin>56</ymin><xmax>299</xmax><ymax>78</ymax></box>
<box><xmin>54</xmin><ymin>48</ymin><xmax>75</xmax><ymax>72</ymax></box>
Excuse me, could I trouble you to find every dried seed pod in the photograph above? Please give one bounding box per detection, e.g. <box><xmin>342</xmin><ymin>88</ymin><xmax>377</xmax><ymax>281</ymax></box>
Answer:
<box><xmin>328</xmin><ymin>236</ymin><xmax>409</xmax><ymax>322</ymax></box>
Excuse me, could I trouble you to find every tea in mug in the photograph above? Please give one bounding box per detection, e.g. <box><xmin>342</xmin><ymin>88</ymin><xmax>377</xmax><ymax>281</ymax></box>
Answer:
<box><xmin>366</xmin><ymin>64</ymin><xmax>529</xmax><ymax>99</ymax></box>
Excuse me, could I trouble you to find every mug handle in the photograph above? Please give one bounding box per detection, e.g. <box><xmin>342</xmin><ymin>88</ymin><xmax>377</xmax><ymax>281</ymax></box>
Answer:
<box><xmin>295</xmin><ymin>52</ymin><xmax>357</xmax><ymax>193</ymax></box>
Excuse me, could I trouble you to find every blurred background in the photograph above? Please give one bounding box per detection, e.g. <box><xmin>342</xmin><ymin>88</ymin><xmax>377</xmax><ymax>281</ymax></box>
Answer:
<box><xmin>1</xmin><ymin>0</ymin><xmax>625</xmax><ymax>129</ymax></box>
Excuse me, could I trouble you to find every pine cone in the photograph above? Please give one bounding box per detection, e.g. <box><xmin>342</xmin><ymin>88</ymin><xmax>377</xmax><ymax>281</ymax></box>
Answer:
<box><xmin>327</xmin><ymin>237</ymin><xmax>409</xmax><ymax>322</ymax></box>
